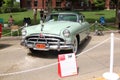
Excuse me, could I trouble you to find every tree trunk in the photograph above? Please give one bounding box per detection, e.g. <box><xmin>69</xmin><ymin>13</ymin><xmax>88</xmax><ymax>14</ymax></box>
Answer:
<box><xmin>47</xmin><ymin>0</ymin><xmax>52</xmax><ymax>14</ymax></box>
<box><xmin>105</xmin><ymin>0</ymin><xmax>110</xmax><ymax>10</ymax></box>
<box><xmin>89</xmin><ymin>0</ymin><xmax>93</xmax><ymax>4</ymax></box>
<box><xmin>115</xmin><ymin>0</ymin><xmax>120</xmax><ymax>25</ymax></box>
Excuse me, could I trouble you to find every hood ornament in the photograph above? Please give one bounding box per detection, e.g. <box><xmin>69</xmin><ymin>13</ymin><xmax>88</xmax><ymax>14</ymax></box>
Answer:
<box><xmin>40</xmin><ymin>20</ymin><xmax>44</xmax><ymax>31</ymax></box>
<box><xmin>41</xmin><ymin>24</ymin><xmax>44</xmax><ymax>31</ymax></box>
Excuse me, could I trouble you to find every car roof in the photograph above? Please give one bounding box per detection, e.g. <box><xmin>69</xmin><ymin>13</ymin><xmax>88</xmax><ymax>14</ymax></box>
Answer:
<box><xmin>50</xmin><ymin>11</ymin><xmax>83</xmax><ymax>15</ymax></box>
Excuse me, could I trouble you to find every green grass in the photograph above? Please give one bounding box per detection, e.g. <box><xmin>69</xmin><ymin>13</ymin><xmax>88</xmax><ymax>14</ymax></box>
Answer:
<box><xmin>0</xmin><ymin>10</ymin><xmax>40</xmax><ymax>26</ymax></box>
<box><xmin>90</xmin><ymin>25</ymin><xmax>118</xmax><ymax>32</ymax></box>
<box><xmin>81</xmin><ymin>10</ymin><xmax>116</xmax><ymax>23</ymax></box>
<box><xmin>0</xmin><ymin>10</ymin><xmax>116</xmax><ymax>25</ymax></box>
<box><xmin>81</xmin><ymin>10</ymin><xmax>117</xmax><ymax>31</ymax></box>
<box><xmin>0</xmin><ymin>10</ymin><xmax>118</xmax><ymax>36</ymax></box>
<box><xmin>2</xmin><ymin>28</ymin><xmax>21</xmax><ymax>36</ymax></box>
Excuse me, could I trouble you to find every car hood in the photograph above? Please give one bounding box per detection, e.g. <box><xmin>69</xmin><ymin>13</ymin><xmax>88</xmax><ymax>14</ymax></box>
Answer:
<box><xmin>25</xmin><ymin>21</ymin><xmax>78</xmax><ymax>35</ymax></box>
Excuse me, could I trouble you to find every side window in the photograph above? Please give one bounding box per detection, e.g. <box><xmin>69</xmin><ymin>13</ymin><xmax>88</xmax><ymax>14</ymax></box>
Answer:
<box><xmin>51</xmin><ymin>15</ymin><xmax>58</xmax><ymax>21</ymax></box>
<box><xmin>45</xmin><ymin>14</ymin><xmax>58</xmax><ymax>22</ymax></box>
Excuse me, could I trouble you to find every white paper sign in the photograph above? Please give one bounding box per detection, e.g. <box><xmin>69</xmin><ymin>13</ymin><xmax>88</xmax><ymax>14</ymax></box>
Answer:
<box><xmin>58</xmin><ymin>53</ymin><xmax>77</xmax><ymax>77</ymax></box>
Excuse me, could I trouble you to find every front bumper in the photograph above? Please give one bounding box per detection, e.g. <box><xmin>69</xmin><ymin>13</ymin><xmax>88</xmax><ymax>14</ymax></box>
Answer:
<box><xmin>21</xmin><ymin>41</ymin><xmax>73</xmax><ymax>51</ymax></box>
<box><xmin>21</xmin><ymin>33</ymin><xmax>73</xmax><ymax>51</ymax></box>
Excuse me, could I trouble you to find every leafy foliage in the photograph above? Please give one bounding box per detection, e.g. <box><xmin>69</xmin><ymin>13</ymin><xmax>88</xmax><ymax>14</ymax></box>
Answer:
<box><xmin>0</xmin><ymin>0</ymin><xmax>5</xmax><ymax>7</ymax></box>
<box><xmin>111</xmin><ymin>0</ymin><xmax>117</xmax><ymax>5</ymax></box>
<box><xmin>0</xmin><ymin>0</ymin><xmax>27</xmax><ymax>13</ymax></box>
<box><xmin>93</xmin><ymin>0</ymin><xmax>105</xmax><ymax>10</ymax></box>
<box><xmin>4</xmin><ymin>0</ymin><xmax>15</xmax><ymax>8</ymax></box>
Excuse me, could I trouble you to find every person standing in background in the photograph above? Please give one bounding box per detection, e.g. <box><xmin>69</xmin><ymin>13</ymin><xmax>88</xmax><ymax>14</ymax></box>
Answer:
<box><xmin>40</xmin><ymin>9</ymin><xmax>44</xmax><ymax>22</ymax></box>
<box><xmin>8</xmin><ymin>15</ymin><xmax>14</xmax><ymax>27</ymax></box>
<box><xmin>33</xmin><ymin>8</ymin><xmax>37</xmax><ymax>24</ymax></box>
<box><xmin>44</xmin><ymin>9</ymin><xmax>48</xmax><ymax>20</ymax></box>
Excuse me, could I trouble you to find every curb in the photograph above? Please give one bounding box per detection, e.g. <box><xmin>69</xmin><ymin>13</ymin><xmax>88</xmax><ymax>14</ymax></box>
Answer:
<box><xmin>93</xmin><ymin>74</ymin><xmax>120</xmax><ymax>80</ymax></box>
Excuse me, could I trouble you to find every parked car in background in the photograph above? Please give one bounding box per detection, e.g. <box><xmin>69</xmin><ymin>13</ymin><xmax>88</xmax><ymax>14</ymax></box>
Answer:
<box><xmin>0</xmin><ymin>18</ymin><xmax>3</xmax><ymax>39</ymax></box>
<box><xmin>0</xmin><ymin>24</ymin><xmax>2</xmax><ymax>38</ymax></box>
<box><xmin>21</xmin><ymin>12</ymin><xmax>90</xmax><ymax>54</ymax></box>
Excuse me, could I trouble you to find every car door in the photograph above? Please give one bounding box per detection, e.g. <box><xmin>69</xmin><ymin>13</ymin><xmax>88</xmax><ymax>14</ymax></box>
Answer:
<box><xmin>78</xmin><ymin>15</ymin><xmax>88</xmax><ymax>41</ymax></box>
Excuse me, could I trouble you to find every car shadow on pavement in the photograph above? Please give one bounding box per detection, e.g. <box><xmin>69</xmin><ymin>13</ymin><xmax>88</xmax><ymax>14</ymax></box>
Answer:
<box><xmin>28</xmin><ymin>36</ymin><xmax>91</xmax><ymax>59</ymax></box>
<box><xmin>28</xmin><ymin>50</ymin><xmax>59</xmax><ymax>59</ymax></box>
<box><xmin>77</xmin><ymin>36</ymin><xmax>92</xmax><ymax>55</ymax></box>
<box><xmin>0</xmin><ymin>44</ymin><xmax>12</xmax><ymax>50</ymax></box>
<box><xmin>28</xmin><ymin>50</ymin><xmax>75</xmax><ymax>59</ymax></box>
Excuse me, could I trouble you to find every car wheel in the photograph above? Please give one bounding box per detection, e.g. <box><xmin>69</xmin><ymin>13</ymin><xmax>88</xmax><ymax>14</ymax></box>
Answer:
<box><xmin>72</xmin><ymin>37</ymin><xmax>78</xmax><ymax>54</ymax></box>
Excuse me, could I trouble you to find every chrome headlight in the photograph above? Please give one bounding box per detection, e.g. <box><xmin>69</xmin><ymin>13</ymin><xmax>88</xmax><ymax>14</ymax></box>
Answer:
<box><xmin>21</xmin><ymin>29</ymin><xmax>27</xmax><ymax>36</ymax></box>
<box><xmin>63</xmin><ymin>29</ymin><xmax>70</xmax><ymax>37</ymax></box>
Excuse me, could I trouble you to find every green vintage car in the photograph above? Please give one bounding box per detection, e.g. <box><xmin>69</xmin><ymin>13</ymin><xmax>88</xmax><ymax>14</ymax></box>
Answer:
<box><xmin>21</xmin><ymin>12</ymin><xmax>90</xmax><ymax>54</ymax></box>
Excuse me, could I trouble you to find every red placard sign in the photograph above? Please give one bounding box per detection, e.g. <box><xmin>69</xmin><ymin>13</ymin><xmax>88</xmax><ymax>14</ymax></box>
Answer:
<box><xmin>58</xmin><ymin>53</ymin><xmax>78</xmax><ymax>77</ymax></box>
<box><xmin>0</xmin><ymin>24</ymin><xmax>2</xmax><ymax>38</ymax></box>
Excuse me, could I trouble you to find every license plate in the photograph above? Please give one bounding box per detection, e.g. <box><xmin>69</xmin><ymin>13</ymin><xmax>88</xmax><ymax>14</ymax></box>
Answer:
<box><xmin>36</xmin><ymin>44</ymin><xmax>46</xmax><ymax>49</ymax></box>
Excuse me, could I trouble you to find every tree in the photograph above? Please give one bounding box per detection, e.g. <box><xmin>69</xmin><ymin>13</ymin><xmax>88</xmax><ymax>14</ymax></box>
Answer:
<box><xmin>105</xmin><ymin>0</ymin><xmax>110</xmax><ymax>10</ymax></box>
<box><xmin>46</xmin><ymin>0</ymin><xmax>52</xmax><ymax>13</ymax></box>
<box><xmin>0</xmin><ymin>0</ymin><xmax>5</xmax><ymax>7</ymax></box>
<box><xmin>111</xmin><ymin>0</ymin><xmax>120</xmax><ymax>24</ymax></box>
<box><xmin>2</xmin><ymin>0</ymin><xmax>16</xmax><ymax>12</ymax></box>
<box><xmin>4</xmin><ymin>0</ymin><xmax>15</xmax><ymax>8</ymax></box>
<box><xmin>93</xmin><ymin>0</ymin><xmax>105</xmax><ymax>10</ymax></box>
<box><xmin>111</xmin><ymin>0</ymin><xmax>118</xmax><ymax>4</ymax></box>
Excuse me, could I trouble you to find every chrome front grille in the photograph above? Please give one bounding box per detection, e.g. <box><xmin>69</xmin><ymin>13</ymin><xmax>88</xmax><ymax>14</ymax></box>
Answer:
<box><xmin>25</xmin><ymin>34</ymin><xmax>65</xmax><ymax>45</ymax></box>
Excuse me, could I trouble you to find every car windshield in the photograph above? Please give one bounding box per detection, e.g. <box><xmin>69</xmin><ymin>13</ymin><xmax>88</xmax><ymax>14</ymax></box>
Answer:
<box><xmin>46</xmin><ymin>13</ymin><xmax>77</xmax><ymax>22</ymax></box>
<box><xmin>58</xmin><ymin>14</ymin><xmax>77</xmax><ymax>22</ymax></box>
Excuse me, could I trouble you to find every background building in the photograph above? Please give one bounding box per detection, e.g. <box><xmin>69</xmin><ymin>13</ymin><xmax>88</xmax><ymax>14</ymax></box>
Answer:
<box><xmin>20</xmin><ymin>0</ymin><xmax>94</xmax><ymax>10</ymax></box>
<box><xmin>20</xmin><ymin>0</ymin><xmax>114</xmax><ymax>10</ymax></box>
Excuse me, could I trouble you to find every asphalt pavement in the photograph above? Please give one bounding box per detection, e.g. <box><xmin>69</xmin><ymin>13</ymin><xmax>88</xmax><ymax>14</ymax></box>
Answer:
<box><xmin>0</xmin><ymin>32</ymin><xmax>120</xmax><ymax>80</ymax></box>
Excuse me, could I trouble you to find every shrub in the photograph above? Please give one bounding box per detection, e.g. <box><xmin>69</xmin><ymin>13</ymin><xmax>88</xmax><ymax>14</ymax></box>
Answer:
<box><xmin>93</xmin><ymin>0</ymin><xmax>105</xmax><ymax>10</ymax></box>
<box><xmin>0</xmin><ymin>7</ymin><xmax>27</xmax><ymax>13</ymax></box>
